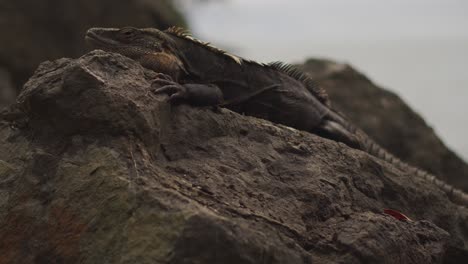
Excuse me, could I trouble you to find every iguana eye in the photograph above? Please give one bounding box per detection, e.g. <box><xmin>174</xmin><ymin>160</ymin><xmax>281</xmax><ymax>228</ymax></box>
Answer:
<box><xmin>119</xmin><ymin>27</ymin><xmax>137</xmax><ymax>38</ymax></box>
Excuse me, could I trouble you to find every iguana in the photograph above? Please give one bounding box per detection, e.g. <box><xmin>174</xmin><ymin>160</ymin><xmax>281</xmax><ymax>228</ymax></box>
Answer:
<box><xmin>85</xmin><ymin>26</ymin><xmax>468</xmax><ymax>207</ymax></box>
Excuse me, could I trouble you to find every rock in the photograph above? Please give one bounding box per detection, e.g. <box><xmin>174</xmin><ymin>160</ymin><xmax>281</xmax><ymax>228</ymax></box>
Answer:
<box><xmin>0</xmin><ymin>0</ymin><xmax>186</xmax><ymax>93</ymax></box>
<box><xmin>1</xmin><ymin>51</ymin><xmax>468</xmax><ymax>263</ymax></box>
<box><xmin>299</xmin><ymin>59</ymin><xmax>468</xmax><ymax>192</ymax></box>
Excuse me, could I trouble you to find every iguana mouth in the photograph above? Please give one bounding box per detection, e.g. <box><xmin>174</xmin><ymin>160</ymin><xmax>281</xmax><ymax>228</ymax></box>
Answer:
<box><xmin>85</xmin><ymin>29</ymin><xmax>119</xmax><ymax>48</ymax></box>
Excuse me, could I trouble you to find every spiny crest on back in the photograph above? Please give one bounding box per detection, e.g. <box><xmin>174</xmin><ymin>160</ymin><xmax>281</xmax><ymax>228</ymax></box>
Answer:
<box><xmin>144</xmin><ymin>28</ymin><xmax>178</xmax><ymax>47</ymax></box>
<box><xmin>268</xmin><ymin>62</ymin><xmax>330</xmax><ymax>105</ymax></box>
<box><xmin>165</xmin><ymin>26</ymin><xmax>243</xmax><ymax>65</ymax></box>
<box><xmin>165</xmin><ymin>27</ymin><xmax>329</xmax><ymax>105</ymax></box>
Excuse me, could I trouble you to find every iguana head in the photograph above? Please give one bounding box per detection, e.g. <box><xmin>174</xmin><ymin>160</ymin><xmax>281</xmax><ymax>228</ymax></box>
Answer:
<box><xmin>85</xmin><ymin>27</ymin><xmax>186</xmax><ymax>79</ymax></box>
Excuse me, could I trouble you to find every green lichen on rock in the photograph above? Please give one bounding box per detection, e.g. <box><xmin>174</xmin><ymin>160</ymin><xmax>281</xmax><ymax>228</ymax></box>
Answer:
<box><xmin>0</xmin><ymin>160</ymin><xmax>15</xmax><ymax>177</ymax></box>
<box><xmin>120</xmin><ymin>210</ymin><xmax>191</xmax><ymax>263</ymax></box>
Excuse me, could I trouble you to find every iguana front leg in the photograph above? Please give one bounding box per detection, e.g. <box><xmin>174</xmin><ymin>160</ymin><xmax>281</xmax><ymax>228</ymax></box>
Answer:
<box><xmin>152</xmin><ymin>77</ymin><xmax>282</xmax><ymax>107</ymax></box>
<box><xmin>151</xmin><ymin>78</ymin><xmax>223</xmax><ymax>106</ymax></box>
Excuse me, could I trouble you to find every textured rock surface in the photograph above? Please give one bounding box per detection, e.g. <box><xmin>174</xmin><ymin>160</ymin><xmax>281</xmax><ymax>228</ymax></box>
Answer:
<box><xmin>1</xmin><ymin>51</ymin><xmax>468</xmax><ymax>263</ymax></box>
<box><xmin>300</xmin><ymin>59</ymin><xmax>468</xmax><ymax>192</ymax></box>
<box><xmin>0</xmin><ymin>0</ymin><xmax>186</xmax><ymax>92</ymax></box>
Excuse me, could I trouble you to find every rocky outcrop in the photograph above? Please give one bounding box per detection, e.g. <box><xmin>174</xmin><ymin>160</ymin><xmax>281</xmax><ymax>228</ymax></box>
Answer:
<box><xmin>2</xmin><ymin>0</ymin><xmax>467</xmax><ymax>202</ymax></box>
<box><xmin>0</xmin><ymin>0</ymin><xmax>186</xmax><ymax>93</ymax></box>
<box><xmin>1</xmin><ymin>51</ymin><xmax>468</xmax><ymax>263</ymax></box>
<box><xmin>299</xmin><ymin>59</ymin><xmax>468</xmax><ymax>192</ymax></box>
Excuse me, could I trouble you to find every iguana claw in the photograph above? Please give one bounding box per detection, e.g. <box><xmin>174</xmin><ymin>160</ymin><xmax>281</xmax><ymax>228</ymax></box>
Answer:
<box><xmin>154</xmin><ymin>73</ymin><xmax>173</xmax><ymax>81</ymax></box>
<box><xmin>151</xmin><ymin>79</ymin><xmax>188</xmax><ymax>103</ymax></box>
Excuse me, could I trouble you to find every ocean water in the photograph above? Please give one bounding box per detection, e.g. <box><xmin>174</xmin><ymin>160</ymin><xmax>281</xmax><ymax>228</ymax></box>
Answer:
<box><xmin>176</xmin><ymin>0</ymin><xmax>468</xmax><ymax>161</ymax></box>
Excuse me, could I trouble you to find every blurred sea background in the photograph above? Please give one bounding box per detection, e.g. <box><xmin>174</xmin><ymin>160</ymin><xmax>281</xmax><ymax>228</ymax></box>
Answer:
<box><xmin>175</xmin><ymin>0</ymin><xmax>468</xmax><ymax>161</ymax></box>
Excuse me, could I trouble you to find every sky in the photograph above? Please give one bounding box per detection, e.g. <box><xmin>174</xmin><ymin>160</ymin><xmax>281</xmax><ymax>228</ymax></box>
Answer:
<box><xmin>176</xmin><ymin>0</ymin><xmax>468</xmax><ymax>160</ymax></box>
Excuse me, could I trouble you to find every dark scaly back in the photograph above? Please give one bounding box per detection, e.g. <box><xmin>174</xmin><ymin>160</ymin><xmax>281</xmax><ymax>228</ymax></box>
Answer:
<box><xmin>267</xmin><ymin>62</ymin><xmax>330</xmax><ymax>106</ymax></box>
<box><xmin>164</xmin><ymin>27</ymin><xmax>330</xmax><ymax>106</ymax></box>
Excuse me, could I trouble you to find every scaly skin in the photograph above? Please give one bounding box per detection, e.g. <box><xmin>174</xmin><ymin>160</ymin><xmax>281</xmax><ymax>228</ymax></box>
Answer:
<box><xmin>85</xmin><ymin>26</ymin><xmax>468</xmax><ymax>207</ymax></box>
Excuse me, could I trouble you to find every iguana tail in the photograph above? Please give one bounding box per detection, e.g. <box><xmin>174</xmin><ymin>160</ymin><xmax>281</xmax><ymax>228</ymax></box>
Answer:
<box><xmin>329</xmin><ymin>109</ymin><xmax>468</xmax><ymax>207</ymax></box>
<box><xmin>358</xmin><ymin>130</ymin><xmax>468</xmax><ymax>207</ymax></box>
